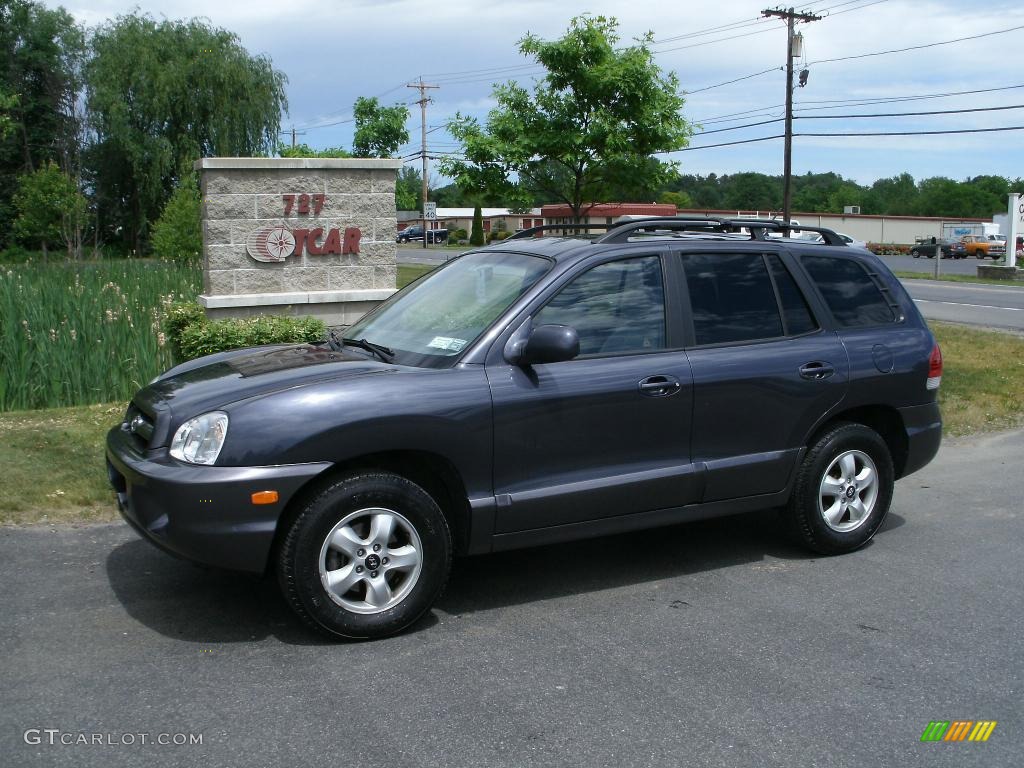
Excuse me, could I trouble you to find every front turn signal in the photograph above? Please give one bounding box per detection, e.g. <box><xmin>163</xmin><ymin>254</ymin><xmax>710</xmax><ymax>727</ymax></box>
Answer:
<box><xmin>251</xmin><ymin>490</ymin><xmax>279</xmax><ymax>505</ymax></box>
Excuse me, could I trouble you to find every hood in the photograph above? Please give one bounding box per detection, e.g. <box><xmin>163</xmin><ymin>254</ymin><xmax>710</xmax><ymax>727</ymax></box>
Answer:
<box><xmin>134</xmin><ymin>344</ymin><xmax>389</xmax><ymax>443</ymax></box>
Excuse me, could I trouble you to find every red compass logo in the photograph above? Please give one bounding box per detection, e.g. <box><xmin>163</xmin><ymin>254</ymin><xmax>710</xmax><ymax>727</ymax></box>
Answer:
<box><xmin>246</xmin><ymin>226</ymin><xmax>296</xmax><ymax>263</ymax></box>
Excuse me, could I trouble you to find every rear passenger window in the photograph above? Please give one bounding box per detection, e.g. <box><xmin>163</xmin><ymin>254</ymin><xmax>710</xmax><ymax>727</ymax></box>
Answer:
<box><xmin>800</xmin><ymin>255</ymin><xmax>896</xmax><ymax>327</ymax></box>
<box><xmin>767</xmin><ymin>254</ymin><xmax>818</xmax><ymax>335</ymax></box>
<box><xmin>681</xmin><ymin>253</ymin><xmax>783</xmax><ymax>345</ymax></box>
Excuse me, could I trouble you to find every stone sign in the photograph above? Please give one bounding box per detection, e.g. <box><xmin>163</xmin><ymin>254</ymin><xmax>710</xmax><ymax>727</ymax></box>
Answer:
<box><xmin>195</xmin><ymin>157</ymin><xmax>402</xmax><ymax>325</ymax></box>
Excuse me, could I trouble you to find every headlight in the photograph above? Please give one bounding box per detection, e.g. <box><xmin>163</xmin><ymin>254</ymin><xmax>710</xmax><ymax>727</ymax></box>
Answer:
<box><xmin>170</xmin><ymin>411</ymin><xmax>229</xmax><ymax>465</ymax></box>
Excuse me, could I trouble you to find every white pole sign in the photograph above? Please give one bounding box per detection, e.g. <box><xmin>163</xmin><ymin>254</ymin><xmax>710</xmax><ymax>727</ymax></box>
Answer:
<box><xmin>424</xmin><ymin>202</ymin><xmax>437</xmax><ymax>220</ymax></box>
<box><xmin>1009</xmin><ymin>193</ymin><xmax>1022</xmax><ymax>269</ymax></box>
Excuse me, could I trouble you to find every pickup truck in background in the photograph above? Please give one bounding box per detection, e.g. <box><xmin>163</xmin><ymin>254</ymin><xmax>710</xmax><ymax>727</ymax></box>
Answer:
<box><xmin>396</xmin><ymin>225</ymin><xmax>448</xmax><ymax>244</ymax></box>
<box><xmin>962</xmin><ymin>235</ymin><xmax>1006</xmax><ymax>260</ymax></box>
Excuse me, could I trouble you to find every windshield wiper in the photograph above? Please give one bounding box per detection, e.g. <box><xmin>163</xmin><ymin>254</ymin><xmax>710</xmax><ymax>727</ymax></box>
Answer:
<box><xmin>338</xmin><ymin>334</ymin><xmax>395</xmax><ymax>362</ymax></box>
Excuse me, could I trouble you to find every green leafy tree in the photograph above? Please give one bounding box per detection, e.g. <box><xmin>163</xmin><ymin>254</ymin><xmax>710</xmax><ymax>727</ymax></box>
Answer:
<box><xmin>441</xmin><ymin>15</ymin><xmax>691</xmax><ymax>221</ymax></box>
<box><xmin>277</xmin><ymin>142</ymin><xmax>350</xmax><ymax>158</ymax></box>
<box><xmin>0</xmin><ymin>0</ymin><xmax>86</xmax><ymax>247</ymax></box>
<box><xmin>12</xmin><ymin>161</ymin><xmax>86</xmax><ymax>259</ymax></box>
<box><xmin>352</xmin><ymin>97</ymin><xmax>410</xmax><ymax>158</ymax></box>
<box><xmin>470</xmin><ymin>205</ymin><xmax>485</xmax><ymax>246</ymax></box>
<box><xmin>0</xmin><ymin>90</ymin><xmax>17</xmax><ymax>140</ymax></box>
<box><xmin>396</xmin><ymin>166</ymin><xmax>423</xmax><ymax>211</ymax></box>
<box><xmin>658</xmin><ymin>190</ymin><xmax>691</xmax><ymax>209</ymax></box>
<box><xmin>85</xmin><ymin>13</ymin><xmax>287</xmax><ymax>253</ymax></box>
<box><xmin>720</xmin><ymin>172</ymin><xmax>782</xmax><ymax>211</ymax></box>
<box><xmin>150</xmin><ymin>173</ymin><xmax>201</xmax><ymax>263</ymax></box>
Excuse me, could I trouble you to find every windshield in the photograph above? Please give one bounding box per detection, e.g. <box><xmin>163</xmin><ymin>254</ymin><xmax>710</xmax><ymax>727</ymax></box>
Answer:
<box><xmin>345</xmin><ymin>251</ymin><xmax>551</xmax><ymax>368</ymax></box>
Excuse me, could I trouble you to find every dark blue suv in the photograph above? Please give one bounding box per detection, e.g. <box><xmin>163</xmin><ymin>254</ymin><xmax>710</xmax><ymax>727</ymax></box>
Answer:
<box><xmin>107</xmin><ymin>217</ymin><xmax>942</xmax><ymax>639</ymax></box>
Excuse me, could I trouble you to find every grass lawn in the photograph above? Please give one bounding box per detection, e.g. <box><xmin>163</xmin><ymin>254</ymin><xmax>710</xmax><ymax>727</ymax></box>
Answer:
<box><xmin>2</xmin><ymin>321</ymin><xmax>1021</xmax><ymax>525</ymax></box>
<box><xmin>0</xmin><ymin>402</ymin><xmax>123</xmax><ymax>525</ymax></box>
<box><xmin>894</xmin><ymin>271</ymin><xmax>1024</xmax><ymax>288</ymax></box>
<box><xmin>397</xmin><ymin>263</ymin><xmax>436</xmax><ymax>287</ymax></box>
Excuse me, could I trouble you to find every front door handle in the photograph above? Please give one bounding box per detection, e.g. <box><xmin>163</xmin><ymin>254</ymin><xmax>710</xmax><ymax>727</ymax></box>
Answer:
<box><xmin>799</xmin><ymin>361</ymin><xmax>835</xmax><ymax>380</ymax></box>
<box><xmin>638</xmin><ymin>375</ymin><xmax>682</xmax><ymax>397</ymax></box>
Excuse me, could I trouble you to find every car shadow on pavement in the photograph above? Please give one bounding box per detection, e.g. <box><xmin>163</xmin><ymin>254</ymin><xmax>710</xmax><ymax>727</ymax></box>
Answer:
<box><xmin>105</xmin><ymin>540</ymin><xmax>349</xmax><ymax>646</ymax></box>
<box><xmin>106</xmin><ymin>509</ymin><xmax>905</xmax><ymax>644</ymax></box>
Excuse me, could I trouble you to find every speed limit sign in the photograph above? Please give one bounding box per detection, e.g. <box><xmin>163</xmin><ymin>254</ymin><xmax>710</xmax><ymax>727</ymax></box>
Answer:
<box><xmin>424</xmin><ymin>202</ymin><xmax>437</xmax><ymax>220</ymax></box>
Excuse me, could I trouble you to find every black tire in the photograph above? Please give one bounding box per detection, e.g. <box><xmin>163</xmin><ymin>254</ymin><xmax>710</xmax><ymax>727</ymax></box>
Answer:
<box><xmin>912</xmin><ymin>249</ymin><xmax>920</xmax><ymax>258</ymax></box>
<box><xmin>277</xmin><ymin>472</ymin><xmax>452</xmax><ymax>640</ymax></box>
<box><xmin>785</xmin><ymin>422</ymin><xmax>894</xmax><ymax>555</ymax></box>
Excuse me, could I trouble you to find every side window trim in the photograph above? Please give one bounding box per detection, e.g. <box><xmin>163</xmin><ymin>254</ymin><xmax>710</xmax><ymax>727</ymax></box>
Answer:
<box><xmin>762</xmin><ymin>252</ymin><xmax>791</xmax><ymax>337</ymax></box>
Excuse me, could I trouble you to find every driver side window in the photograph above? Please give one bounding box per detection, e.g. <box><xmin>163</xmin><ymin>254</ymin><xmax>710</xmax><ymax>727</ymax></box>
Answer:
<box><xmin>535</xmin><ymin>256</ymin><xmax>666</xmax><ymax>356</ymax></box>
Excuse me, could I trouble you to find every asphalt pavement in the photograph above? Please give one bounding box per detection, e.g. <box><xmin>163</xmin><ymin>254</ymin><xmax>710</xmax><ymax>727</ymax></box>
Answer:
<box><xmin>903</xmin><ymin>279</ymin><xmax>1024</xmax><ymax>331</ymax></box>
<box><xmin>3</xmin><ymin>428</ymin><xmax>1022</xmax><ymax>767</ymax></box>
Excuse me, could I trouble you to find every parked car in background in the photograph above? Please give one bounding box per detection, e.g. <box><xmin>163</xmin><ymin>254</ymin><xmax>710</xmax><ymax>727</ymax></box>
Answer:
<box><xmin>397</xmin><ymin>225</ymin><xmax>448</xmax><ymax>244</ymax></box>
<box><xmin>910</xmin><ymin>239</ymin><xmax>965</xmax><ymax>259</ymax></box>
<box><xmin>107</xmin><ymin>216</ymin><xmax>942</xmax><ymax>640</ymax></box>
<box><xmin>795</xmin><ymin>232</ymin><xmax>867</xmax><ymax>249</ymax></box>
<box><xmin>961</xmin><ymin>235</ymin><xmax>1005</xmax><ymax>260</ymax></box>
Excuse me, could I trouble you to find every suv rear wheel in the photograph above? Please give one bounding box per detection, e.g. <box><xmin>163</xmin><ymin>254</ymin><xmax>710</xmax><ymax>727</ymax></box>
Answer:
<box><xmin>277</xmin><ymin>472</ymin><xmax>452</xmax><ymax>639</ymax></box>
<box><xmin>786</xmin><ymin>423</ymin><xmax>894</xmax><ymax>555</ymax></box>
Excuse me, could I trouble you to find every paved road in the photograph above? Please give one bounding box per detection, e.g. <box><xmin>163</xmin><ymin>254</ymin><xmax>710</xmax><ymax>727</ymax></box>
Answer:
<box><xmin>3</xmin><ymin>430</ymin><xmax>1022</xmax><ymax>767</ymax></box>
<box><xmin>902</xmin><ymin>279</ymin><xmax>1024</xmax><ymax>331</ymax></box>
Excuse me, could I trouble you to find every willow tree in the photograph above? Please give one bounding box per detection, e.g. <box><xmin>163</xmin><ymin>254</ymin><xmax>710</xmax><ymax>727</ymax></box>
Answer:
<box><xmin>441</xmin><ymin>15</ymin><xmax>691</xmax><ymax>221</ymax></box>
<box><xmin>85</xmin><ymin>13</ymin><xmax>287</xmax><ymax>252</ymax></box>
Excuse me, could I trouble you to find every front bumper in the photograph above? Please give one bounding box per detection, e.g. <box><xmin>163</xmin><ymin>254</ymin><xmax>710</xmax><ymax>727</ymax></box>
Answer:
<box><xmin>106</xmin><ymin>426</ymin><xmax>330</xmax><ymax>573</ymax></box>
<box><xmin>898</xmin><ymin>401</ymin><xmax>942</xmax><ymax>479</ymax></box>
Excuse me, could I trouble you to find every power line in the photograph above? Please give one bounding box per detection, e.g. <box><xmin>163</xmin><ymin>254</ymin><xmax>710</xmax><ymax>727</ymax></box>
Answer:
<box><xmin>693</xmin><ymin>103</ymin><xmax>1024</xmax><ymax>137</ymax></box>
<box><xmin>686</xmin><ymin>67</ymin><xmax>782</xmax><ymax>95</ymax></box>
<box><xmin>799</xmin><ymin>125</ymin><xmax>1024</xmax><ymax>137</ymax></box>
<box><xmin>809</xmin><ymin>24</ymin><xmax>1024</xmax><ymax>65</ymax></box>
<box><xmin>696</xmin><ymin>82</ymin><xmax>1024</xmax><ymax>126</ymax></box>
<box><xmin>673</xmin><ymin>124</ymin><xmax>1024</xmax><ymax>152</ymax></box>
<box><xmin>800</xmin><ymin>103</ymin><xmax>1024</xmax><ymax>119</ymax></box>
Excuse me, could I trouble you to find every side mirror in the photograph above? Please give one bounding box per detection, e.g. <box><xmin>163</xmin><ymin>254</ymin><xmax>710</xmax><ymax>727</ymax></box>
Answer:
<box><xmin>507</xmin><ymin>324</ymin><xmax>579</xmax><ymax>366</ymax></box>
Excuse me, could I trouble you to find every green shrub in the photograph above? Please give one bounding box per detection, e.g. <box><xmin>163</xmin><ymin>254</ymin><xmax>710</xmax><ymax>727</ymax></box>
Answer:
<box><xmin>0</xmin><ymin>245</ymin><xmax>36</xmax><ymax>263</ymax></box>
<box><xmin>163</xmin><ymin>302</ymin><xmax>206</xmax><ymax>361</ymax></box>
<box><xmin>452</xmin><ymin>228</ymin><xmax>468</xmax><ymax>241</ymax></box>
<box><xmin>164</xmin><ymin>302</ymin><xmax>326</xmax><ymax>363</ymax></box>
<box><xmin>151</xmin><ymin>174</ymin><xmax>202</xmax><ymax>263</ymax></box>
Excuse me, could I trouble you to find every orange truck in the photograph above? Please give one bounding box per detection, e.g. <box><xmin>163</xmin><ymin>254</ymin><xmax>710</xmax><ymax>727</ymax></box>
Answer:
<box><xmin>961</xmin><ymin>235</ymin><xmax>1006</xmax><ymax>260</ymax></box>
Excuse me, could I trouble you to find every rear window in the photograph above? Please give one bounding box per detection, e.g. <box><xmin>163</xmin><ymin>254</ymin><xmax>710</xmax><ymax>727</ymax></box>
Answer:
<box><xmin>800</xmin><ymin>255</ymin><xmax>896</xmax><ymax>327</ymax></box>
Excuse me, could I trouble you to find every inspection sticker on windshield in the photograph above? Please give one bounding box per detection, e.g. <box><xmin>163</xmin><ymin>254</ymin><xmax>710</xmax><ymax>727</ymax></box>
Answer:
<box><xmin>427</xmin><ymin>336</ymin><xmax>467</xmax><ymax>352</ymax></box>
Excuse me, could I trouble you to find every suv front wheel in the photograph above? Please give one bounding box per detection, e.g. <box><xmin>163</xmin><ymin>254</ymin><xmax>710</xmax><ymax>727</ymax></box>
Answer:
<box><xmin>786</xmin><ymin>423</ymin><xmax>894</xmax><ymax>555</ymax></box>
<box><xmin>277</xmin><ymin>472</ymin><xmax>452</xmax><ymax>639</ymax></box>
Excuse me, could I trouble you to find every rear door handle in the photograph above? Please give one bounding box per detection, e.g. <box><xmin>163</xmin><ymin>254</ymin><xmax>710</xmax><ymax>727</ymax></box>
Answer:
<box><xmin>638</xmin><ymin>375</ymin><xmax>682</xmax><ymax>397</ymax></box>
<box><xmin>799</xmin><ymin>361</ymin><xmax>835</xmax><ymax>380</ymax></box>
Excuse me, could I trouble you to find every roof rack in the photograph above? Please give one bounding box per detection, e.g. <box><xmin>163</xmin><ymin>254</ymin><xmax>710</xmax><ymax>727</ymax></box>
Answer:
<box><xmin>505</xmin><ymin>217</ymin><xmax>847</xmax><ymax>247</ymax></box>
<box><xmin>594</xmin><ymin>216</ymin><xmax>847</xmax><ymax>246</ymax></box>
<box><xmin>506</xmin><ymin>223</ymin><xmax>614</xmax><ymax>240</ymax></box>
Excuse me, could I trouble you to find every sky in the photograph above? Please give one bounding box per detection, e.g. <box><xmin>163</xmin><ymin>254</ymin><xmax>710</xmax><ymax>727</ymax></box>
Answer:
<box><xmin>41</xmin><ymin>0</ymin><xmax>1024</xmax><ymax>192</ymax></box>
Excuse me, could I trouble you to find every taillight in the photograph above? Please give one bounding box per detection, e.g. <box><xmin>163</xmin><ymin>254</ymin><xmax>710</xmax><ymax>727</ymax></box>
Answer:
<box><xmin>927</xmin><ymin>343</ymin><xmax>942</xmax><ymax>390</ymax></box>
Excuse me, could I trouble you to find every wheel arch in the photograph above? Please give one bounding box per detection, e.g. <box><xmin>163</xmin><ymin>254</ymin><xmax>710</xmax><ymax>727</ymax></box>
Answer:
<box><xmin>268</xmin><ymin>450</ymin><xmax>473</xmax><ymax>575</ymax></box>
<box><xmin>808</xmin><ymin>404</ymin><xmax>909</xmax><ymax>479</ymax></box>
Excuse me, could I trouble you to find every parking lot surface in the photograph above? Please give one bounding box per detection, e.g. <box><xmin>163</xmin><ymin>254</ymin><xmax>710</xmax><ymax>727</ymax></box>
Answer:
<box><xmin>2</xmin><ymin>430</ymin><xmax>1021</xmax><ymax>767</ymax></box>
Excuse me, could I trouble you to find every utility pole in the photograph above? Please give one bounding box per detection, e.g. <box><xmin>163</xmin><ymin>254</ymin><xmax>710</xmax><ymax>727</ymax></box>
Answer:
<box><xmin>762</xmin><ymin>7</ymin><xmax>820</xmax><ymax>225</ymax></box>
<box><xmin>290</xmin><ymin>126</ymin><xmax>296</xmax><ymax>148</ymax></box>
<box><xmin>408</xmin><ymin>77</ymin><xmax>439</xmax><ymax>249</ymax></box>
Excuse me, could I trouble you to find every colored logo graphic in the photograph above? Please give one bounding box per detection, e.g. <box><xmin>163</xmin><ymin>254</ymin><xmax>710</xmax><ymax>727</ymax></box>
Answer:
<box><xmin>920</xmin><ymin>720</ymin><xmax>997</xmax><ymax>742</ymax></box>
<box><xmin>246</xmin><ymin>226</ymin><xmax>295</xmax><ymax>263</ymax></box>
